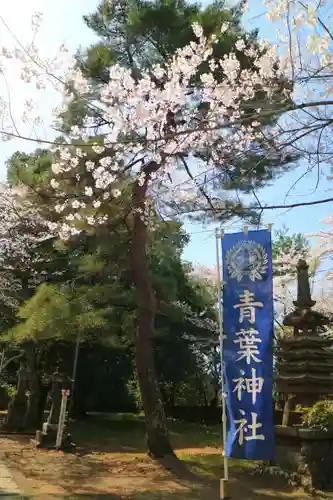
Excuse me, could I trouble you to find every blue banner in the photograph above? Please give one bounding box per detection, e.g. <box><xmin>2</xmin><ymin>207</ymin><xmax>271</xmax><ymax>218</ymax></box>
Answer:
<box><xmin>221</xmin><ymin>229</ymin><xmax>274</xmax><ymax>460</ymax></box>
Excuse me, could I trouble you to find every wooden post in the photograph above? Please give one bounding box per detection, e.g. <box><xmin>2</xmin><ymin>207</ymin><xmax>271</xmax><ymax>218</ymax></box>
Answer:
<box><xmin>56</xmin><ymin>390</ymin><xmax>69</xmax><ymax>449</ymax></box>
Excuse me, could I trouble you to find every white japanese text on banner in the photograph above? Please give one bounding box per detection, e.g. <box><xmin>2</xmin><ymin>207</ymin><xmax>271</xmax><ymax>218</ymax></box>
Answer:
<box><xmin>221</xmin><ymin>229</ymin><xmax>274</xmax><ymax>460</ymax></box>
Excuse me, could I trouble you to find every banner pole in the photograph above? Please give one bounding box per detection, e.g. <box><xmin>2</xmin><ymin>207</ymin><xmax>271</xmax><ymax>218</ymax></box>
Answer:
<box><xmin>215</xmin><ymin>228</ymin><xmax>229</xmax><ymax>499</ymax></box>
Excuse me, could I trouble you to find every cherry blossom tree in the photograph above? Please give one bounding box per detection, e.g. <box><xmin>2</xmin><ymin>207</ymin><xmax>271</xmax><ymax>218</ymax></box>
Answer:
<box><xmin>43</xmin><ymin>17</ymin><xmax>295</xmax><ymax>457</ymax></box>
<box><xmin>0</xmin><ymin>182</ymin><xmax>56</xmax><ymax>429</ymax></box>
<box><xmin>0</xmin><ymin>3</ymin><xmax>299</xmax><ymax>458</ymax></box>
<box><xmin>0</xmin><ymin>0</ymin><xmax>332</xmax><ymax>457</ymax></box>
<box><xmin>261</xmin><ymin>0</ymin><xmax>333</xmax><ymax>242</ymax></box>
<box><xmin>0</xmin><ymin>184</ymin><xmax>53</xmax><ymax>313</ymax></box>
<box><xmin>191</xmin><ymin>263</ymin><xmax>219</xmax><ymax>297</ymax></box>
<box><xmin>259</xmin><ymin>1</ymin><xmax>333</xmax><ymax>160</ymax></box>
<box><xmin>311</xmin><ymin>215</ymin><xmax>333</xmax><ymax>281</ymax></box>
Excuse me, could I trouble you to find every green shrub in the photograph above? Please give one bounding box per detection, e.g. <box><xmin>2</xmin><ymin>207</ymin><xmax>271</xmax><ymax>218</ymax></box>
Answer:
<box><xmin>0</xmin><ymin>382</ymin><xmax>16</xmax><ymax>398</ymax></box>
<box><xmin>300</xmin><ymin>400</ymin><xmax>333</xmax><ymax>432</ymax></box>
<box><xmin>7</xmin><ymin>385</ymin><xmax>16</xmax><ymax>398</ymax></box>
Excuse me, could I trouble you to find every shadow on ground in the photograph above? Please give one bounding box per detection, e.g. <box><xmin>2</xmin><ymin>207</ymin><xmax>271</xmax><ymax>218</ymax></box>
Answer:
<box><xmin>0</xmin><ymin>415</ymin><xmax>222</xmax><ymax>456</ymax></box>
<box><xmin>1</xmin><ymin>437</ymin><xmax>313</xmax><ymax>500</ymax></box>
<box><xmin>0</xmin><ymin>414</ymin><xmax>320</xmax><ymax>499</ymax></box>
<box><xmin>70</xmin><ymin>416</ymin><xmax>221</xmax><ymax>455</ymax></box>
<box><xmin>0</xmin><ymin>494</ymin><xmax>23</xmax><ymax>498</ymax></box>
<box><xmin>15</xmin><ymin>481</ymin><xmax>312</xmax><ymax>500</ymax></box>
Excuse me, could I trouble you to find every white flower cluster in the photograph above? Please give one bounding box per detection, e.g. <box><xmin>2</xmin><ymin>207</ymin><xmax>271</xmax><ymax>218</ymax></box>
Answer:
<box><xmin>0</xmin><ymin>185</ymin><xmax>53</xmax><ymax>261</ymax></box>
<box><xmin>42</xmin><ymin>23</ymin><xmax>286</xmax><ymax>238</ymax></box>
<box><xmin>0</xmin><ymin>3</ymin><xmax>331</xmax><ymax>246</ymax></box>
<box><xmin>0</xmin><ymin>184</ymin><xmax>54</xmax><ymax>306</ymax></box>
<box><xmin>311</xmin><ymin>216</ymin><xmax>333</xmax><ymax>281</ymax></box>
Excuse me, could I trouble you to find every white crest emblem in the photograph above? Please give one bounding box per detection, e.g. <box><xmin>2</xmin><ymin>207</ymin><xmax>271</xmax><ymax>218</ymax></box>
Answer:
<box><xmin>225</xmin><ymin>240</ymin><xmax>268</xmax><ymax>282</ymax></box>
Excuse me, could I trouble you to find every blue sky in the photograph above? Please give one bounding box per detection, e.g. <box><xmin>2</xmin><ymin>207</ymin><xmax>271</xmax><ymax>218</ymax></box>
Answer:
<box><xmin>184</xmin><ymin>0</ymin><xmax>332</xmax><ymax>267</ymax></box>
<box><xmin>0</xmin><ymin>0</ymin><xmax>331</xmax><ymax>269</ymax></box>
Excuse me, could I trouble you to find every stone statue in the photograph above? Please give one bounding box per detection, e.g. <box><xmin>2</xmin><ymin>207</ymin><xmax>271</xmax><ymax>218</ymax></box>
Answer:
<box><xmin>293</xmin><ymin>259</ymin><xmax>316</xmax><ymax>309</ymax></box>
<box><xmin>47</xmin><ymin>369</ymin><xmax>63</xmax><ymax>426</ymax></box>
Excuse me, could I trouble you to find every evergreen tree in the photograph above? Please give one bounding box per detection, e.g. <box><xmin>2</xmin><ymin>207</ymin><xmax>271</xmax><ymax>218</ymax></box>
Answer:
<box><xmin>1</xmin><ymin>145</ymin><xmax>218</xmax><ymax>430</ymax></box>
<box><xmin>49</xmin><ymin>0</ymin><xmax>299</xmax><ymax>458</ymax></box>
<box><xmin>3</xmin><ymin>0</ymin><xmax>299</xmax><ymax>458</ymax></box>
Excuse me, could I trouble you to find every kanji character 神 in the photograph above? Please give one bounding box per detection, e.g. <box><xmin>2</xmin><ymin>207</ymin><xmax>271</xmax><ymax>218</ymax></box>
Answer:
<box><xmin>232</xmin><ymin>368</ymin><xmax>264</xmax><ymax>404</ymax></box>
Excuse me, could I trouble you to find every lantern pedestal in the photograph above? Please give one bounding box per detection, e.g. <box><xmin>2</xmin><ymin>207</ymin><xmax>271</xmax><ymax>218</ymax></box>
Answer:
<box><xmin>275</xmin><ymin>425</ymin><xmax>333</xmax><ymax>493</ymax></box>
<box><xmin>30</xmin><ymin>424</ymin><xmax>75</xmax><ymax>451</ymax></box>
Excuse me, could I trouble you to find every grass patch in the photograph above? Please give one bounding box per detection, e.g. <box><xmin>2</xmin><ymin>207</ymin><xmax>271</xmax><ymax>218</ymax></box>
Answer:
<box><xmin>70</xmin><ymin>413</ymin><xmax>222</xmax><ymax>453</ymax></box>
<box><xmin>169</xmin><ymin>419</ymin><xmax>222</xmax><ymax>449</ymax></box>
<box><xmin>180</xmin><ymin>452</ymin><xmax>259</xmax><ymax>478</ymax></box>
<box><xmin>180</xmin><ymin>452</ymin><xmax>222</xmax><ymax>478</ymax></box>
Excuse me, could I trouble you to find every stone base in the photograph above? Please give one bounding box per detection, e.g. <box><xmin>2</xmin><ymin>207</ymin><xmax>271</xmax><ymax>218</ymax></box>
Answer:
<box><xmin>275</xmin><ymin>425</ymin><xmax>333</xmax><ymax>492</ymax></box>
<box><xmin>30</xmin><ymin>427</ymin><xmax>76</xmax><ymax>451</ymax></box>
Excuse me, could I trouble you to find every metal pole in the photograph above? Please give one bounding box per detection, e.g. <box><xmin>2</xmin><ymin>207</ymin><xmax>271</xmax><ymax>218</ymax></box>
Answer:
<box><xmin>68</xmin><ymin>277</ymin><xmax>80</xmax><ymax>418</ymax></box>
<box><xmin>215</xmin><ymin>228</ymin><xmax>229</xmax><ymax>496</ymax></box>
<box><xmin>282</xmin><ymin>283</ymin><xmax>287</xmax><ymax>316</ymax></box>
<box><xmin>71</xmin><ymin>333</ymin><xmax>80</xmax><ymax>392</ymax></box>
<box><xmin>0</xmin><ymin>349</ymin><xmax>5</xmax><ymax>375</ymax></box>
<box><xmin>68</xmin><ymin>333</ymin><xmax>80</xmax><ymax>418</ymax></box>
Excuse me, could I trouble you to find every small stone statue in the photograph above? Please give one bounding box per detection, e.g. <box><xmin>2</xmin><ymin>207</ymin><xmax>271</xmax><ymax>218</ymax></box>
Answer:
<box><xmin>47</xmin><ymin>369</ymin><xmax>63</xmax><ymax>426</ymax></box>
<box><xmin>294</xmin><ymin>259</ymin><xmax>316</xmax><ymax>309</ymax></box>
<box><xmin>31</xmin><ymin>368</ymin><xmax>75</xmax><ymax>450</ymax></box>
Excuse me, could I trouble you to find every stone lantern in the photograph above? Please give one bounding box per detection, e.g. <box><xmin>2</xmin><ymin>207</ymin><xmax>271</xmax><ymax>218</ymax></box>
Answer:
<box><xmin>274</xmin><ymin>260</ymin><xmax>333</xmax><ymax>492</ymax></box>
<box><xmin>275</xmin><ymin>260</ymin><xmax>333</xmax><ymax>422</ymax></box>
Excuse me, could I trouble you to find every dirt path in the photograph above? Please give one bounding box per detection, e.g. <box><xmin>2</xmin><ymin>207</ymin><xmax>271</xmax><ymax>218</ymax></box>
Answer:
<box><xmin>0</xmin><ymin>436</ymin><xmax>312</xmax><ymax>499</ymax></box>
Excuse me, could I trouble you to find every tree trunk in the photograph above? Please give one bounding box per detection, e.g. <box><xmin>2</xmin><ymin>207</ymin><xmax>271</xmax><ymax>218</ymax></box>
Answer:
<box><xmin>1</xmin><ymin>353</ymin><xmax>26</xmax><ymax>431</ymax></box>
<box><xmin>131</xmin><ymin>170</ymin><xmax>175</xmax><ymax>459</ymax></box>
<box><xmin>5</xmin><ymin>389</ymin><xmax>27</xmax><ymax>431</ymax></box>
<box><xmin>169</xmin><ymin>383</ymin><xmax>177</xmax><ymax>408</ymax></box>
<box><xmin>210</xmin><ymin>382</ymin><xmax>219</xmax><ymax>408</ymax></box>
<box><xmin>24</xmin><ymin>341</ymin><xmax>42</xmax><ymax>430</ymax></box>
